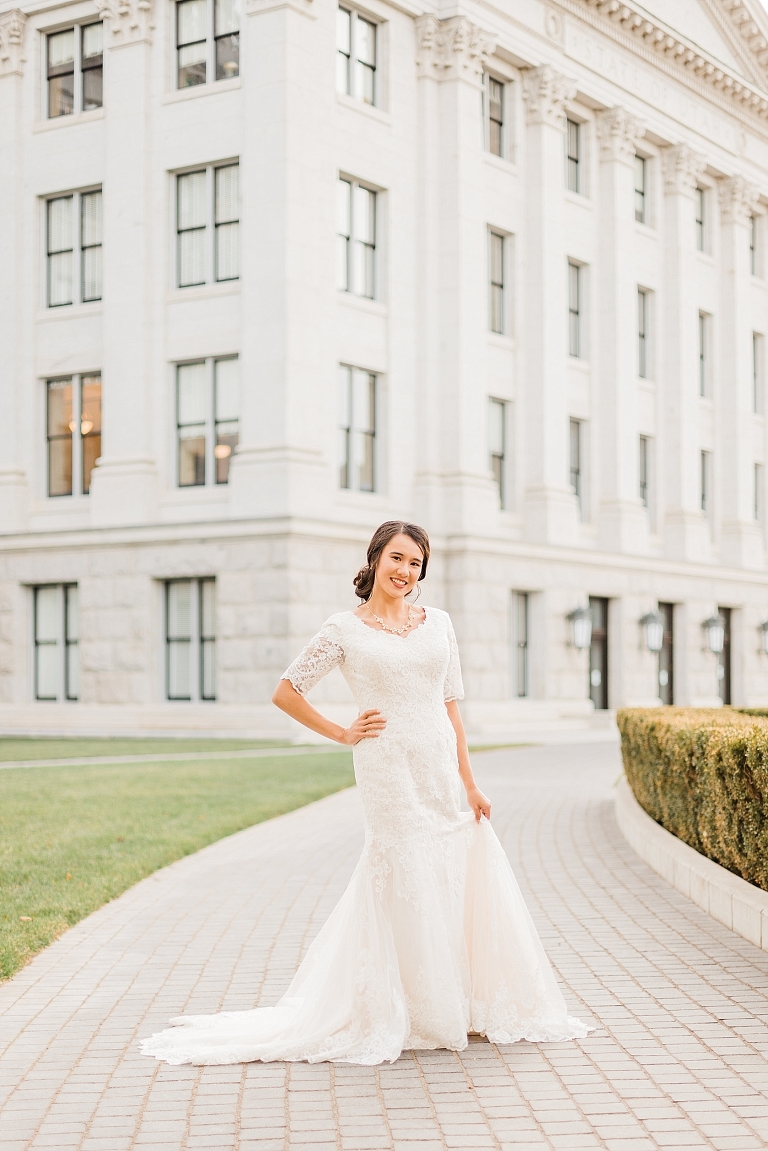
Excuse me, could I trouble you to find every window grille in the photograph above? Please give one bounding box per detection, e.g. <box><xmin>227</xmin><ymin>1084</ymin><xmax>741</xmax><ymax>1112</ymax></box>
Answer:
<box><xmin>338</xmin><ymin>365</ymin><xmax>376</xmax><ymax>492</ymax></box>
<box><xmin>176</xmin><ymin>357</ymin><xmax>239</xmax><ymax>487</ymax></box>
<box><xmin>46</xmin><ymin>374</ymin><xmax>101</xmax><ymax>497</ymax></box>
<box><xmin>337</xmin><ymin>178</ymin><xmax>376</xmax><ymax>298</ymax></box>
<box><xmin>165</xmin><ymin>578</ymin><xmax>216</xmax><ymax>701</ymax></box>
<box><xmin>33</xmin><ymin>585</ymin><xmax>79</xmax><ymax>701</ymax></box>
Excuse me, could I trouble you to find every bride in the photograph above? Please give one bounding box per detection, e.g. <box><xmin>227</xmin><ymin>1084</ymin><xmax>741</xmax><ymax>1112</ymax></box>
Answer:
<box><xmin>141</xmin><ymin>520</ymin><xmax>590</xmax><ymax>1065</ymax></box>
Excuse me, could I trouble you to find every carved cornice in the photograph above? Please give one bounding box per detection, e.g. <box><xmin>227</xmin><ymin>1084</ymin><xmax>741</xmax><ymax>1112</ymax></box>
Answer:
<box><xmin>0</xmin><ymin>9</ymin><xmax>26</xmax><ymax>76</ymax></box>
<box><xmin>595</xmin><ymin>106</ymin><xmax>646</xmax><ymax>162</ymax></box>
<box><xmin>415</xmin><ymin>15</ymin><xmax>496</xmax><ymax>86</ymax></box>
<box><xmin>565</xmin><ymin>0</ymin><xmax>768</xmax><ymax>122</ymax></box>
<box><xmin>95</xmin><ymin>0</ymin><xmax>154</xmax><ymax>44</ymax></box>
<box><xmin>661</xmin><ymin>144</ymin><xmax>708</xmax><ymax>195</ymax></box>
<box><xmin>521</xmin><ymin>64</ymin><xmax>577</xmax><ymax>127</ymax></box>
<box><xmin>718</xmin><ymin>173</ymin><xmax>761</xmax><ymax>223</ymax></box>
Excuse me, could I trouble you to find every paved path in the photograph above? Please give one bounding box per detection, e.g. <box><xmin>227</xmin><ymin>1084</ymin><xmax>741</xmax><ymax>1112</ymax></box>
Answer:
<box><xmin>2</xmin><ymin>742</ymin><xmax>768</xmax><ymax>1151</ymax></box>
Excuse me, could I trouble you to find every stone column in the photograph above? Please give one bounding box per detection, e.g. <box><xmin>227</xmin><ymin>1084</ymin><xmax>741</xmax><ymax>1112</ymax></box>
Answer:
<box><xmin>412</xmin><ymin>15</ymin><xmax>497</xmax><ymax>536</ymax></box>
<box><xmin>718</xmin><ymin>175</ymin><xmax>762</xmax><ymax>568</ymax></box>
<box><xmin>520</xmin><ymin>65</ymin><xmax>578</xmax><ymax>544</ymax></box>
<box><xmin>595</xmin><ymin>107</ymin><xmax>648</xmax><ymax>553</ymax></box>
<box><xmin>0</xmin><ymin>11</ymin><xmax>28</xmax><ymax>532</ymax></box>
<box><xmin>660</xmin><ymin>144</ymin><xmax>709</xmax><ymax>561</ymax></box>
<box><xmin>88</xmin><ymin>0</ymin><xmax>159</xmax><ymax>526</ymax></box>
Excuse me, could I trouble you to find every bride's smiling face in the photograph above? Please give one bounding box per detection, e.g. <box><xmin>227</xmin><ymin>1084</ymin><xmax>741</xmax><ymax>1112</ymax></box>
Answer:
<box><xmin>373</xmin><ymin>533</ymin><xmax>424</xmax><ymax>600</ymax></box>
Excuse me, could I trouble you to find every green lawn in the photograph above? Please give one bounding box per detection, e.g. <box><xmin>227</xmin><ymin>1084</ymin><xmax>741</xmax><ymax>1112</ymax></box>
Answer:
<box><xmin>0</xmin><ymin>737</ymin><xmax>290</xmax><ymax>762</ymax></box>
<box><xmin>0</xmin><ymin>748</ymin><xmax>354</xmax><ymax>982</ymax></box>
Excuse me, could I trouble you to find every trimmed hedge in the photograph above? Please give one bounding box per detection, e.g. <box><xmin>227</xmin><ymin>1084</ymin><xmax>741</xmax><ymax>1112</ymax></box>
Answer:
<box><xmin>617</xmin><ymin>707</ymin><xmax>768</xmax><ymax>893</ymax></box>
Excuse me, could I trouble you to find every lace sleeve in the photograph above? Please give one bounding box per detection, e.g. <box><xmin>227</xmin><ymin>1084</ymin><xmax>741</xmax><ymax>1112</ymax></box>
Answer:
<box><xmin>281</xmin><ymin>623</ymin><xmax>344</xmax><ymax>696</ymax></box>
<box><xmin>443</xmin><ymin>614</ymin><xmax>465</xmax><ymax>703</ymax></box>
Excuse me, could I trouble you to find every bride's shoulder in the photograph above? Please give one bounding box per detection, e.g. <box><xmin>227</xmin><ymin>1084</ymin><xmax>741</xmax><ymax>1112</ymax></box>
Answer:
<box><xmin>425</xmin><ymin>606</ymin><xmax>453</xmax><ymax>628</ymax></box>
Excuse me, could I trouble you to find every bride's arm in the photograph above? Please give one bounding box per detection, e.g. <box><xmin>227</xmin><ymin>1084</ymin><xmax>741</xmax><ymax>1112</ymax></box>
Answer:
<box><xmin>445</xmin><ymin>699</ymin><xmax>491</xmax><ymax>821</ymax></box>
<box><xmin>272</xmin><ymin>680</ymin><xmax>386</xmax><ymax>746</ymax></box>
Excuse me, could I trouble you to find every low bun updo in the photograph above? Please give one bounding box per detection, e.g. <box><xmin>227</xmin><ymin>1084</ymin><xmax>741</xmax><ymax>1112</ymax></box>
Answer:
<box><xmin>353</xmin><ymin>521</ymin><xmax>430</xmax><ymax>602</ymax></box>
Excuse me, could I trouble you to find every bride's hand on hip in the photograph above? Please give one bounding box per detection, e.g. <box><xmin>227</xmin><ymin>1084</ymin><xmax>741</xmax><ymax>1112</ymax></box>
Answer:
<box><xmin>466</xmin><ymin>785</ymin><xmax>491</xmax><ymax>822</ymax></box>
<box><xmin>339</xmin><ymin>709</ymin><xmax>387</xmax><ymax>745</ymax></box>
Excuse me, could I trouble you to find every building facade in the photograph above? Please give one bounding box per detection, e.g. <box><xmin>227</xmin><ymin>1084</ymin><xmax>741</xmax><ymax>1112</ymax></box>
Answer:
<box><xmin>2</xmin><ymin>0</ymin><xmax>768</xmax><ymax>736</ymax></box>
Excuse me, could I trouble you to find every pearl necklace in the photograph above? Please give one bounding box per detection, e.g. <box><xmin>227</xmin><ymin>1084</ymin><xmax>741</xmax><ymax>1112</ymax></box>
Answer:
<box><xmin>368</xmin><ymin>605</ymin><xmax>415</xmax><ymax>635</ymax></box>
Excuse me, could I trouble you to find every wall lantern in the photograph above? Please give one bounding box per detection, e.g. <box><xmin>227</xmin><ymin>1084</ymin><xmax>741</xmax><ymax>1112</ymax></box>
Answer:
<box><xmin>760</xmin><ymin>620</ymin><xmax>768</xmax><ymax>656</ymax></box>
<box><xmin>567</xmin><ymin>606</ymin><xmax>593</xmax><ymax>650</ymax></box>
<box><xmin>703</xmin><ymin>615</ymin><xmax>725</xmax><ymax>655</ymax></box>
<box><xmin>640</xmin><ymin>611</ymin><xmax>664</xmax><ymax>654</ymax></box>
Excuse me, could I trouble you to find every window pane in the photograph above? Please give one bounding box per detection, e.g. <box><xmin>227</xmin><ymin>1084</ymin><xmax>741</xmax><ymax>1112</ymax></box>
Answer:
<box><xmin>47</xmin><ymin>380</ymin><xmax>73</xmax><ymax>497</ymax></box>
<box><xmin>489</xmin><ymin>399</ymin><xmax>504</xmax><ymax>456</ymax></box>
<box><xmin>490</xmin><ymin>233</ymin><xmax>503</xmax><ymax>286</ymax></box>
<box><xmin>337</xmin><ymin>178</ymin><xmax>351</xmax><ymax>236</ymax></box>
<box><xmin>338</xmin><ymin>365</ymin><xmax>352</xmax><ymax>427</ymax></box>
<box><xmin>215</xmin><ymin>421</ymin><xmax>238</xmax><ymax>483</ymax></box>
<box><xmin>178</xmin><ymin>230</ymin><xmax>206</xmax><ymax>287</ymax></box>
<box><xmin>36</xmin><ymin>587</ymin><xmax>60</xmax><ymax>643</ymax></box>
<box><xmin>168</xmin><ymin>641</ymin><xmax>192</xmax><ymax>698</ymax></box>
<box><xmin>82</xmin><ymin>66</ymin><xmax>103</xmax><ymax>111</ymax></box>
<box><xmin>215</xmin><ymin>165</ymin><xmax>239</xmax><ymax>223</ymax></box>
<box><xmin>354</xmin><ymin>185</ymin><xmax>375</xmax><ymax>244</ymax></box>
<box><xmin>179</xmin><ymin>42</ymin><xmax>207</xmax><ymax>87</ymax></box>
<box><xmin>215</xmin><ymin>358</ymin><xmax>238</xmax><ymax>419</ymax></box>
<box><xmin>179</xmin><ymin>428</ymin><xmax>206</xmax><ymax>485</ymax></box>
<box><xmin>168</xmin><ymin>581</ymin><xmax>193</xmax><ymax>638</ymax></box>
<box><xmin>200</xmin><ymin>579</ymin><xmax>216</xmax><ymax>637</ymax></box>
<box><xmin>81</xmin><ymin>191</ymin><xmax>102</xmax><ymax>246</ymax></box>
<box><xmin>48</xmin><ymin>74</ymin><xmax>74</xmax><ymax>118</ymax></box>
<box><xmin>178</xmin><ymin>361</ymin><xmax>207</xmax><ymax>423</ymax></box>
<box><xmin>178</xmin><ymin>0</ymin><xmax>207</xmax><ymax>43</ymax></box>
<box><xmin>201</xmin><ymin>640</ymin><xmax>216</xmax><ymax>699</ymax></box>
<box><xmin>47</xmin><ymin>379</ymin><xmax>73</xmax><ymax>437</ymax></box>
<box><xmin>216</xmin><ymin>33</ymin><xmax>239</xmax><ymax>79</ymax></box>
<box><xmin>337</xmin><ymin>7</ymin><xmax>351</xmax><ymax>53</ymax></box>
<box><xmin>215</xmin><ymin>0</ymin><xmax>239</xmax><ymax>35</ymax></box>
<box><xmin>215</xmin><ymin>221</ymin><xmax>239</xmax><ymax>280</ymax></box>
<box><xmin>64</xmin><ymin>586</ymin><xmax>79</xmax><ymax>642</ymax></box>
<box><xmin>178</xmin><ymin>171</ymin><xmax>207</xmax><ymax>230</ymax></box>
<box><xmin>48</xmin><ymin>252</ymin><xmax>73</xmax><ymax>307</ymax></box>
<box><xmin>48</xmin><ymin>197</ymin><xmax>73</xmax><ymax>254</ymax></box>
<box><xmin>357</xmin><ymin>18</ymin><xmax>375</xmax><ymax>103</ymax></box>
<box><xmin>352</xmin><ymin>370</ymin><xmax>374</xmax><ymax>433</ymax></box>
<box><xmin>66</xmin><ymin>641</ymin><xmax>79</xmax><ymax>700</ymax></box>
<box><xmin>82</xmin><ymin>22</ymin><xmax>103</xmax><ymax>57</ymax></box>
<box><xmin>48</xmin><ymin>29</ymin><xmax>74</xmax><ymax>68</ymax></box>
<box><xmin>36</xmin><ymin>644</ymin><xmax>59</xmax><ymax>700</ymax></box>
<box><xmin>82</xmin><ymin>246</ymin><xmax>102</xmax><ymax>302</ymax></box>
<box><xmin>81</xmin><ymin>377</ymin><xmax>102</xmax><ymax>494</ymax></box>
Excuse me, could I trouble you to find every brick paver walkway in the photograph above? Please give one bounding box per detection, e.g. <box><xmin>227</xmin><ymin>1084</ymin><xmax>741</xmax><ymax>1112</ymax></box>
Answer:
<box><xmin>2</xmin><ymin>741</ymin><xmax>768</xmax><ymax>1151</ymax></box>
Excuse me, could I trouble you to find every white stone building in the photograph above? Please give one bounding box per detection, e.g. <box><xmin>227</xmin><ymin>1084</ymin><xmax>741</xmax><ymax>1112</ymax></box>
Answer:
<box><xmin>2</xmin><ymin>0</ymin><xmax>768</xmax><ymax>737</ymax></box>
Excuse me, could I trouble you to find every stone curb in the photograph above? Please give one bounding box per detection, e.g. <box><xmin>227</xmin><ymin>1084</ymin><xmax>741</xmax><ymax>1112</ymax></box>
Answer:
<box><xmin>615</xmin><ymin>774</ymin><xmax>768</xmax><ymax>952</ymax></box>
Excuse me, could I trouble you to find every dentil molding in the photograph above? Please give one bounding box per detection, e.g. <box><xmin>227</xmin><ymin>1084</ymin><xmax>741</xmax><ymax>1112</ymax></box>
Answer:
<box><xmin>521</xmin><ymin>64</ymin><xmax>577</xmax><ymax>127</ymax></box>
<box><xmin>595</xmin><ymin>106</ymin><xmax>646</xmax><ymax>162</ymax></box>
<box><xmin>718</xmin><ymin>174</ymin><xmax>761</xmax><ymax>223</ymax></box>
<box><xmin>0</xmin><ymin>9</ymin><xmax>26</xmax><ymax>76</ymax></box>
<box><xmin>95</xmin><ymin>0</ymin><xmax>154</xmax><ymax>45</ymax></box>
<box><xmin>415</xmin><ymin>15</ymin><xmax>496</xmax><ymax>86</ymax></box>
<box><xmin>661</xmin><ymin>143</ymin><xmax>708</xmax><ymax>195</ymax></box>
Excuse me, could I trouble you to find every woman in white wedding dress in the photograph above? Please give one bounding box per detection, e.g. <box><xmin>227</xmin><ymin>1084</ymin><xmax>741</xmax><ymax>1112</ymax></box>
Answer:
<box><xmin>141</xmin><ymin>521</ymin><xmax>590</xmax><ymax>1066</ymax></box>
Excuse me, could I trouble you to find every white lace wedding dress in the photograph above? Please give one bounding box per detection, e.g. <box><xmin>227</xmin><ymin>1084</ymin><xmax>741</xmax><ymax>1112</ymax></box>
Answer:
<box><xmin>141</xmin><ymin>607</ymin><xmax>590</xmax><ymax>1065</ymax></box>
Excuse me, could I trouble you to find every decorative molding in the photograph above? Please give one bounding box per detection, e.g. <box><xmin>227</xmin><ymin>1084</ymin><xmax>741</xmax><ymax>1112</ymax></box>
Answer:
<box><xmin>563</xmin><ymin>0</ymin><xmax>768</xmax><ymax>122</ymax></box>
<box><xmin>415</xmin><ymin>15</ymin><xmax>496</xmax><ymax>86</ymax></box>
<box><xmin>718</xmin><ymin>173</ymin><xmax>761</xmax><ymax>224</ymax></box>
<box><xmin>595</xmin><ymin>106</ymin><xmax>646</xmax><ymax>162</ymax></box>
<box><xmin>661</xmin><ymin>144</ymin><xmax>708</xmax><ymax>195</ymax></box>
<box><xmin>521</xmin><ymin>64</ymin><xmax>577</xmax><ymax>127</ymax></box>
<box><xmin>0</xmin><ymin>9</ymin><xmax>26</xmax><ymax>77</ymax></box>
<box><xmin>95</xmin><ymin>0</ymin><xmax>154</xmax><ymax>45</ymax></box>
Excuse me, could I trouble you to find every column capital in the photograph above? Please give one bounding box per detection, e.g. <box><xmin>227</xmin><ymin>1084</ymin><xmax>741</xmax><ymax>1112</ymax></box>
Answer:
<box><xmin>95</xmin><ymin>0</ymin><xmax>154</xmax><ymax>45</ymax></box>
<box><xmin>595</xmin><ymin>106</ymin><xmax>646</xmax><ymax>163</ymax></box>
<box><xmin>661</xmin><ymin>144</ymin><xmax>707</xmax><ymax>196</ymax></box>
<box><xmin>718</xmin><ymin>175</ymin><xmax>760</xmax><ymax>226</ymax></box>
<box><xmin>521</xmin><ymin>65</ymin><xmax>576</xmax><ymax>128</ymax></box>
<box><xmin>0</xmin><ymin>10</ymin><xmax>26</xmax><ymax>77</ymax></box>
<box><xmin>415</xmin><ymin>15</ymin><xmax>496</xmax><ymax>86</ymax></box>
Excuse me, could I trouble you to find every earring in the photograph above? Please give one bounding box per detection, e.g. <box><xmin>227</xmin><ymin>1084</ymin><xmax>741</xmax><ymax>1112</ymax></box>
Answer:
<box><xmin>410</xmin><ymin>583</ymin><xmax>422</xmax><ymax>603</ymax></box>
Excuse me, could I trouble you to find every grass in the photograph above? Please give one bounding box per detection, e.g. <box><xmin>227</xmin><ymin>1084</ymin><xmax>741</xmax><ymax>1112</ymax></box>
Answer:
<box><xmin>0</xmin><ymin>747</ymin><xmax>354</xmax><ymax>982</ymax></box>
<box><xmin>0</xmin><ymin>737</ymin><xmax>290</xmax><ymax>762</ymax></box>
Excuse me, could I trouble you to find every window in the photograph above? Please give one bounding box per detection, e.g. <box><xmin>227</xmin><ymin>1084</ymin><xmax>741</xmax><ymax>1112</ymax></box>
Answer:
<box><xmin>639</xmin><ymin>435</ymin><xmax>650</xmax><ymax>509</ymax></box>
<box><xmin>47</xmin><ymin>23</ymin><xmax>103</xmax><ymax>118</ymax></box>
<box><xmin>176</xmin><ymin>0</ymin><xmax>239</xmax><ymax>88</ymax></box>
<box><xmin>176</xmin><ymin>163</ymin><xmax>239</xmax><ymax>288</ymax></box>
<box><xmin>33</xmin><ymin>585</ymin><xmax>79</xmax><ymax>701</ymax></box>
<box><xmin>176</xmin><ymin>357</ymin><xmax>239</xmax><ymax>487</ymax></box>
<box><xmin>485</xmin><ymin>75</ymin><xmax>504</xmax><ymax>157</ymax></box>
<box><xmin>566</xmin><ymin>119</ymin><xmax>580</xmax><ymax>193</ymax></box>
<box><xmin>698</xmin><ymin>312</ymin><xmax>709</xmax><ymax>397</ymax></box>
<box><xmin>753</xmin><ymin>333</ymin><xmax>763</xmax><ymax>414</ymax></box>
<box><xmin>337</xmin><ymin>178</ymin><xmax>376</xmax><ymax>298</ymax></box>
<box><xmin>46</xmin><ymin>375</ymin><xmax>102</xmax><ymax>497</ymax></box>
<box><xmin>489</xmin><ymin>232</ymin><xmax>504</xmax><ymax>334</ymax></box>
<box><xmin>755</xmin><ymin>463</ymin><xmax>763</xmax><ymax>523</ymax></box>
<box><xmin>695</xmin><ymin>186</ymin><xmax>705</xmax><ymax>252</ymax></box>
<box><xmin>338</xmin><ymin>365</ymin><xmax>376</xmax><ymax>492</ymax></box>
<box><xmin>489</xmin><ymin>398</ymin><xmax>506</xmax><ymax>508</ymax></box>
<box><xmin>165</xmin><ymin>579</ymin><xmax>216</xmax><ymax>701</ymax></box>
<box><xmin>336</xmin><ymin>7</ymin><xmax>376</xmax><ymax>104</ymax></box>
<box><xmin>568</xmin><ymin>261</ymin><xmax>581</xmax><ymax>357</ymax></box>
<box><xmin>751</xmin><ymin>215</ymin><xmax>758</xmax><ymax>276</ymax></box>
<box><xmin>512</xmin><ymin>591</ymin><xmax>529</xmax><ymax>698</ymax></box>
<box><xmin>46</xmin><ymin>189</ymin><xmax>102</xmax><ymax>307</ymax></box>
<box><xmin>638</xmin><ymin>288</ymin><xmax>648</xmax><ymax>378</ymax></box>
<box><xmin>634</xmin><ymin>154</ymin><xmax>647</xmax><ymax>224</ymax></box>
<box><xmin>701</xmin><ymin>450</ymin><xmax>711</xmax><ymax>517</ymax></box>
<box><xmin>569</xmin><ymin>417</ymin><xmax>582</xmax><ymax>513</ymax></box>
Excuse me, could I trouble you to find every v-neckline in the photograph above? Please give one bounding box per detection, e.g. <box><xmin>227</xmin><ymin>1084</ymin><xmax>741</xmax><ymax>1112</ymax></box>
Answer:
<box><xmin>350</xmin><ymin>606</ymin><xmax>429</xmax><ymax>640</ymax></box>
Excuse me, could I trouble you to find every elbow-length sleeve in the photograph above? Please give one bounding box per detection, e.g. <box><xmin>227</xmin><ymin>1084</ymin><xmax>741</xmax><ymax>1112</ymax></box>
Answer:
<box><xmin>281</xmin><ymin>621</ymin><xmax>345</xmax><ymax>696</ymax></box>
<box><xmin>443</xmin><ymin>614</ymin><xmax>465</xmax><ymax>703</ymax></box>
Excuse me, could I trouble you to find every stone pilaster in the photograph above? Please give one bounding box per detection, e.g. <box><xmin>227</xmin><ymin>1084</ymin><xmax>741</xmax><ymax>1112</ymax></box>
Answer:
<box><xmin>0</xmin><ymin>10</ymin><xmax>28</xmax><ymax>532</ymax></box>
<box><xmin>520</xmin><ymin>65</ymin><xmax>579</xmax><ymax>544</ymax></box>
<box><xmin>718</xmin><ymin>174</ymin><xmax>762</xmax><ymax>568</ymax></box>
<box><xmin>89</xmin><ymin>0</ymin><xmax>158</xmax><ymax>525</ymax></box>
<box><xmin>660</xmin><ymin>144</ymin><xmax>710</xmax><ymax>561</ymax></box>
<box><xmin>595</xmin><ymin>106</ymin><xmax>648</xmax><ymax>552</ymax></box>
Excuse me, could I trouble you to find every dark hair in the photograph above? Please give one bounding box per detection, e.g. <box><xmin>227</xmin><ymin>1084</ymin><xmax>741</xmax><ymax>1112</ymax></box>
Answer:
<box><xmin>353</xmin><ymin>521</ymin><xmax>430</xmax><ymax>602</ymax></box>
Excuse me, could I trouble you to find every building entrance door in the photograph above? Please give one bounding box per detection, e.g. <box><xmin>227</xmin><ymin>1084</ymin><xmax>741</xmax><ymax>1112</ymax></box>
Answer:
<box><xmin>589</xmin><ymin>596</ymin><xmax>608</xmax><ymax>710</ymax></box>
<box><xmin>717</xmin><ymin>606</ymin><xmax>732</xmax><ymax>705</ymax></box>
<box><xmin>658</xmin><ymin>602</ymin><xmax>674</xmax><ymax>705</ymax></box>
